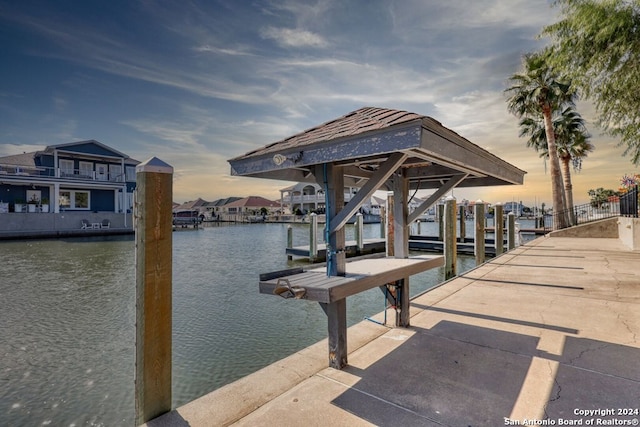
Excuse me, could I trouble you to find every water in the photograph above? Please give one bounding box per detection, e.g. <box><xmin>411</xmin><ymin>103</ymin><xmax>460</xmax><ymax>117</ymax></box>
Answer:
<box><xmin>0</xmin><ymin>222</ymin><xmax>484</xmax><ymax>426</ymax></box>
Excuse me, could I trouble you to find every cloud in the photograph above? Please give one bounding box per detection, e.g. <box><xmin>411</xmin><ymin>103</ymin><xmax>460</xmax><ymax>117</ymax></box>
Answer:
<box><xmin>260</xmin><ymin>26</ymin><xmax>329</xmax><ymax>48</ymax></box>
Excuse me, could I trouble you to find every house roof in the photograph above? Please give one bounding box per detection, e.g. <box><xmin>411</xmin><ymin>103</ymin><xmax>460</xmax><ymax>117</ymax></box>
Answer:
<box><xmin>45</xmin><ymin>140</ymin><xmax>130</xmax><ymax>159</ymax></box>
<box><xmin>224</xmin><ymin>196</ymin><xmax>279</xmax><ymax>208</ymax></box>
<box><xmin>228</xmin><ymin>106</ymin><xmax>526</xmax><ymax>191</ymax></box>
<box><xmin>0</xmin><ymin>152</ymin><xmax>38</xmax><ymax>167</ymax></box>
<box><xmin>205</xmin><ymin>197</ymin><xmax>243</xmax><ymax>207</ymax></box>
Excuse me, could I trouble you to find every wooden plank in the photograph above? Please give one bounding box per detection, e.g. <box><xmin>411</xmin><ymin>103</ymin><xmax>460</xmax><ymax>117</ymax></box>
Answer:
<box><xmin>259</xmin><ymin>267</ymin><xmax>304</xmax><ymax>281</ymax></box>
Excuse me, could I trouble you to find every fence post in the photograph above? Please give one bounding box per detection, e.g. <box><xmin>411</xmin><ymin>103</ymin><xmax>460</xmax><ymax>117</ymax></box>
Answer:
<box><xmin>474</xmin><ymin>200</ymin><xmax>486</xmax><ymax>265</ymax></box>
<box><xmin>494</xmin><ymin>203</ymin><xmax>504</xmax><ymax>256</ymax></box>
<box><xmin>135</xmin><ymin>157</ymin><xmax>173</xmax><ymax>425</ymax></box>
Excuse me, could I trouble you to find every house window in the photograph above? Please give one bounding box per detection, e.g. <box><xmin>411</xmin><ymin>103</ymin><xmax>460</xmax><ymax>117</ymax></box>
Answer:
<box><xmin>109</xmin><ymin>164</ymin><xmax>123</xmax><ymax>182</ymax></box>
<box><xmin>79</xmin><ymin>161</ymin><xmax>93</xmax><ymax>178</ymax></box>
<box><xmin>60</xmin><ymin>159</ymin><xmax>74</xmax><ymax>177</ymax></box>
<box><xmin>59</xmin><ymin>190</ymin><xmax>90</xmax><ymax>210</ymax></box>
<box><xmin>126</xmin><ymin>166</ymin><xmax>136</xmax><ymax>182</ymax></box>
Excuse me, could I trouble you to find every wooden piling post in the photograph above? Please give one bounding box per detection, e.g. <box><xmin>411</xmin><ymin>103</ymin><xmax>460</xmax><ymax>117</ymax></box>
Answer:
<box><xmin>386</xmin><ymin>192</ymin><xmax>394</xmax><ymax>257</ymax></box>
<box><xmin>355</xmin><ymin>212</ymin><xmax>363</xmax><ymax>254</ymax></box>
<box><xmin>391</xmin><ymin>171</ymin><xmax>410</xmax><ymax>327</ymax></box>
<box><xmin>416</xmin><ymin>219</ymin><xmax>421</xmax><ymax>235</ymax></box>
<box><xmin>309</xmin><ymin>213</ymin><xmax>318</xmax><ymax>262</ymax></box>
<box><xmin>495</xmin><ymin>203</ymin><xmax>504</xmax><ymax>256</ymax></box>
<box><xmin>444</xmin><ymin>196</ymin><xmax>457</xmax><ymax>280</ymax></box>
<box><xmin>507</xmin><ymin>212</ymin><xmax>516</xmax><ymax>250</ymax></box>
<box><xmin>458</xmin><ymin>205</ymin><xmax>466</xmax><ymax>241</ymax></box>
<box><xmin>287</xmin><ymin>225</ymin><xmax>293</xmax><ymax>261</ymax></box>
<box><xmin>379</xmin><ymin>206</ymin><xmax>386</xmax><ymax>239</ymax></box>
<box><xmin>135</xmin><ymin>157</ymin><xmax>173</xmax><ymax>425</ymax></box>
<box><xmin>474</xmin><ymin>200</ymin><xmax>486</xmax><ymax>265</ymax></box>
<box><xmin>438</xmin><ymin>203</ymin><xmax>444</xmax><ymax>241</ymax></box>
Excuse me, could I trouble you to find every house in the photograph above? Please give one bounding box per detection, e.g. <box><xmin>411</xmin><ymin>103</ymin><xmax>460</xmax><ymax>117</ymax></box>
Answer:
<box><xmin>0</xmin><ymin>140</ymin><xmax>138</xmax><ymax>214</ymax></box>
<box><xmin>219</xmin><ymin>196</ymin><xmax>280</xmax><ymax>219</ymax></box>
<box><xmin>279</xmin><ymin>182</ymin><xmax>372</xmax><ymax>215</ymax></box>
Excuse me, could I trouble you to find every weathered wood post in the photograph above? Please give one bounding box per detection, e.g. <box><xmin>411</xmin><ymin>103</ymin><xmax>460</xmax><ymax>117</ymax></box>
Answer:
<box><xmin>391</xmin><ymin>170</ymin><xmax>410</xmax><ymax>327</ymax></box>
<box><xmin>322</xmin><ymin>163</ymin><xmax>346</xmax><ymax>369</ymax></box>
<box><xmin>135</xmin><ymin>157</ymin><xmax>173</xmax><ymax>425</ymax></box>
<box><xmin>474</xmin><ymin>200</ymin><xmax>486</xmax><ymax>265</ymax></box>
<box><xmin>287</xmin><ymin>225</ymin><xmax>293</xmax><ymax>261</ymax></box>
<box><xmin>507</xmin><ymin>211</ymin><xmax>516</xmax><ymax>251</ymax></box>
<box><xmin>309</xmin><ymin>213</ymin><xmax>318</xmax><ymax>262</ymax></box>
<box><xmin>494</xmin><ymin>203</ymin><xmax>504</xmax><ymax>256</ymax></box>
<box><xmin>444</xmin><ymin>196</ymin><xmax>457</xmax><ymax>280</ymax></box>
<box><xmin>458</xmin><ymin>205</ymin><xmax>466</xmax><ymax>242</ymax></box>
<box><xmin>379</xmin><ymin>206</ymin><xmax>386</xmax><ymax>238</ymax></box>
<box><xmin>386</xmin><ymin>192</ymin><xmax>394</xmax><ymax>257</ymax></box>
<box><xmin>438</xmin><ymin>203</ymin><xmax>444</xmax><ymax>241</ymax></box>
<box><xmin>355</xmin><ymin>212</ymin><xmax>363</xmax><ymax>254</ymax></box>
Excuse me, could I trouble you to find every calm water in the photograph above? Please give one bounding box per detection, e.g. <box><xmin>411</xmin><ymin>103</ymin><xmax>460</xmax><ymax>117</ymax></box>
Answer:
<box><xmin>1</xmin><ymin>222</ymin><xmax>485</xmax><ymax>426</ymax></box>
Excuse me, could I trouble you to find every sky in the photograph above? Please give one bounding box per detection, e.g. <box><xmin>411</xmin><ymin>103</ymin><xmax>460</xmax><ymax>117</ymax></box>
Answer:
<box><xmin>1</xmin><ymin>0</ymin><xmax>636</xmax><ymax>207</ymax></box>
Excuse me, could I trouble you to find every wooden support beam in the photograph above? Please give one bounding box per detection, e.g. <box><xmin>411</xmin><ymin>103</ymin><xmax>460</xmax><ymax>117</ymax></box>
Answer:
<box><xmin>320</xmin><ymin>301</ymin><xmax>347</xmax><ymax>369</ymax></box>
<box><xmin>391</xmin><ymin>168</ymin><xmax>410</xmax><ymax>326</ymax></box>
<box><xmin>325</xmin><ymin>163</ymin><xmax>346</xmax><ymax>276</ymax></box>
<box><xmin>407</xmin><ymin>174</ymin><xmax>468</xmax><ymax>224</ymax></box>
<box><xmin>135</xmin><ymin>157</ymin><xmax>173</xmax><ymax>425</ymax></box>
<box><xmin>329</xmin><ymin>152</ymin><xmax>407</xmax><ymax>234</ymax></box>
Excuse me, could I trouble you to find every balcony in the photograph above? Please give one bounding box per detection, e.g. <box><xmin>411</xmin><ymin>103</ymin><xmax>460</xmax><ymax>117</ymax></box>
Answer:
<box><xmin>0</xmin><ymin>163</ymin><xmax>130</xmax><ymax>183</ymax></box>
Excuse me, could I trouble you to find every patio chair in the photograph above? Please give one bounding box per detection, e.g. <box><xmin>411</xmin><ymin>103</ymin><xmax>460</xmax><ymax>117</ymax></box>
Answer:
<box><xmin>81</xmin><ymin>219</ymin><xmax>91</xmax><ymax>229</ymax></box>
<box><xmin>101</xmin><ymin>219</ymin><xmax>110</xmax><ymax>229</ymax></box>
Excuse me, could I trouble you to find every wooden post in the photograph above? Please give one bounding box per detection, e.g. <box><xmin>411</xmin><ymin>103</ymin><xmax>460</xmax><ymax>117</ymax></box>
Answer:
<box><xmin>323</xmin><ymin>163</ymin><xmax>346</xmax><ymax>369</ymax></box>
<box><xmin>309</xmin><ymin>213</ymin><xmax>318</xmax><ymax>262</ymax></box>
<box><xmin>495</xmin><ymin>203</ymin><xmax>504</xmax><ymax>256</ymax></box>
<box><xmin>416</xmin><ymin>219</ymin><xmax>421</xmax><ymax>235</ymax></box>
<box><xmin>386</xmin><ymin>192</ymin><xmax>394</xmax><ymax>257</ymax></box>
<box><xmin>507</xmin><ymin>212</ymin><xmax>516</xmax><ymax>250</ymax></box>
<box><xmin>444</xmin><ymin>196</ymin><xmax>457</xmax><ymax>280</ymax></box>
<box><xmin>474</xmin><ymin>200</ymin><xmax>486</xmax><ymax>265</ymax></box>
<box><xmin>379</xmin><ymin>206</ymin><xmax>386</xmax><ymax>239</ymax></box>
<box><xmin>391</xmin><ymin>170</ymin><xmax>410</xmax><ymax>327</ymax></box>
<box><xmin>135</xmin><ymin>157</ymin><xmax>173</xmax><ymax>425</ymax></box>
<box><xmin>355</xmin><ymin>212</ymin><xmax>363</xmax><ymax>254</ymax></box>
<box><xmin>458</xmin><ymin>205</ymin><xmax>466</xmax><ymax>242</ymax></box>
<box><xmin>287</xmin><ymin>225</ymin><xmax>293</xmax><ymax>261</ymax></box>
<box><xmin>438</xmin><ymin>203</ymin><xmax>444</xmax><ymax>241</ymax></box>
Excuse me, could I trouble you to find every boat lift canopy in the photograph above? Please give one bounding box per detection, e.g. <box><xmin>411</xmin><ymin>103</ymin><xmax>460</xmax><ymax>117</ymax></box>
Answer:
<box><xmin>228</xmin><ymin>106</ymin><xmax>526</xmax><ymax>369</ymax></box>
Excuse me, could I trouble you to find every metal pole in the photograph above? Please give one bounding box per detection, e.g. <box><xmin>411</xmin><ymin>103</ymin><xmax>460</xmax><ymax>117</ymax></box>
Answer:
<box><xmin>135</xmin><ymin>157</ymin><xmax>173</xmax><ymax>425</ymax></box>
<box><xmin>309</xmin><ymin>213</ymin><xmax>318</xmax><ymax>262</ymax></box>
<box><xmin>474</xmin><ymin>200</ymin><xmax>486</xmax><ymax>265</ymax></box>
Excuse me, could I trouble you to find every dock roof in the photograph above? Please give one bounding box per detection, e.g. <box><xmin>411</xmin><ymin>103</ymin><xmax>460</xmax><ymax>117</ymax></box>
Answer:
<box><xmin>228</xmin><ymin>107</ymin><xmax>525</xmax><ymax>191</ymax></box>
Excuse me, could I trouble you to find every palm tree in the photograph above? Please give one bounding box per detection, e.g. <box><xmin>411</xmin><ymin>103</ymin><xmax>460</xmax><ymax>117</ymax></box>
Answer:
<box><xmin>519</xmin><ymin>106</ymin><xmax>594</xmax><ymax>225</ymax></box>
<box><xmin>506</xmin><ymin>53</ymin><xmax>576</xmax><ymax>229</ymax></box>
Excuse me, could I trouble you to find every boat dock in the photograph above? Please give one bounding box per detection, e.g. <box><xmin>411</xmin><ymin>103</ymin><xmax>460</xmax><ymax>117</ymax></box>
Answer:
<box><xmin>146</xmin><ymin>228</ymin><xmax>639</xmax><ymax>426</ymax></box>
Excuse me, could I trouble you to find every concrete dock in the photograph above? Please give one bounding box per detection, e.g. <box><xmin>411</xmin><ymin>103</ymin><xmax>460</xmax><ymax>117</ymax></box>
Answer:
<box><xmin>146</xmin><ymin>228</ymin><xmax>639</xmax><ymax>426</ymax></box>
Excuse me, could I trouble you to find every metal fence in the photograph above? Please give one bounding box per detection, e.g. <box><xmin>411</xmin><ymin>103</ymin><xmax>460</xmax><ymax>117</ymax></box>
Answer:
<box><xmin>545</xmin><ymin>201</ymin><xmax>621</xmax><ymax>232</ymax></box>
<box><xmin>620</xmin><ymin>185</ymin><xmax>639</xmax><ymax>218</ymax></box>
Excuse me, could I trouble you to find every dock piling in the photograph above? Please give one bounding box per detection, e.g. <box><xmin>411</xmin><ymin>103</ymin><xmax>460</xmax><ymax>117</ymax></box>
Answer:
<box><xmin>507</xmin><ymin>212</ymin><xmax>516</xmax><ymax>250</ymax></box>
<box><xmin>494</xmin><ymin>203</ymin><xmax>504</xmax><ymax>256</ymax></box>
<box><xmin>309</xmin><ymin>213</ymin><xmax>318</xmax><ymax>262</ymax></box>
<box><xmin>444</xmin><ymin>196</ymin><xmax>457</xmax><ymax>280</ymax></box>
<box><xmin>474</xmin><ymin>200</ymin><xmax>486</xmax><ymax>265</ymax></box>
<box><xmin>135</xmin><ymin>157</ymin><xmax>173</xmax><ymax>425</ymax></box>
<box><xmin>287</xmin><ymin>226</ymin><xmax>293</xmax><ymax>261</ymax></box>
<box><xmin>355</xmin><ymin>212</ymin><xmax>363</xmax><ymax>254</ymax></box>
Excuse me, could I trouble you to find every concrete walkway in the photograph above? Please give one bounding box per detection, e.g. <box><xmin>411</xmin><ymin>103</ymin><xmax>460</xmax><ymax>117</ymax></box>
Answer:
<box><xmin>147</xmin><ymin>235</ymin><xmax>640</xmax><ymax>426</ymax></box>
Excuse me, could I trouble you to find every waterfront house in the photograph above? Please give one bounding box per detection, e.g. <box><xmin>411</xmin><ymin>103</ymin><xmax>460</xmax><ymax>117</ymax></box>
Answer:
<box><xmin>0</xmin><ymin>140</ymin><xmax>138</xmax><ymax>238</ymax></box>
<box><xmin>219</xmin><ymin>196</ymin><xmax>280</xmax><ymax>221</ymax></box>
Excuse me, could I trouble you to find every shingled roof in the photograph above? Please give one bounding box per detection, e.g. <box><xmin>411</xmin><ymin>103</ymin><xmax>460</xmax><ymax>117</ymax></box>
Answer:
<box><xmin>228</xmin><ymin>106</ymin><xmax>525</xmax><ymax>191</ymax></box>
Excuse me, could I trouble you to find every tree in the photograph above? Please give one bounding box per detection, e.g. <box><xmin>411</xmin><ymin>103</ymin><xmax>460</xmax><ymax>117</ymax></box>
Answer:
<box><xmin>588</xmin><ymin>187</ymin><xmax>619</xmax><ymax>208</ymax></box>
<box><xmin>519</xmin><ymin>106</ymin><xmax>594</xmax><ymax>225</ymax></box>
<box><xmin>506</xmin><ymin>53</ymin><xmax>576</xmax><ymax>229</ymax></box>
<box><xmin>542</xmin><ymin>0</ymin><xmax>640</xmax><ymax>164</ymax></box>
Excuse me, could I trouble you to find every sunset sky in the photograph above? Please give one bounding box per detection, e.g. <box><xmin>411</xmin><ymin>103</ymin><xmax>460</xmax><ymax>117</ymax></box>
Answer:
<box><xmin>1</xmin><ymin>0</ymin><xmax>636</xmax><ymax>207</ymax></box>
